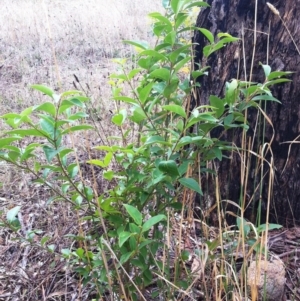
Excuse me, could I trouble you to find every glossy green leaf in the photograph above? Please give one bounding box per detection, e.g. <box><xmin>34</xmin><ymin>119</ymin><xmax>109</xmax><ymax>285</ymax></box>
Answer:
<box><xmin>61</xmin><ymin>125</ymin><xmax>94</xmax><ymax>134</ymax></box>
<box><xmin>169</xmin><ymin>45</ymin><xmax>190</xmax><ymax>63</ymax></box>
<box><xmin>112</xmin><ymin>113</ymin><xmax>124</xmax><ymax>126</ymax></box>
<box><xmin>164</xmin><ymin>30</ymin><xmax>176</xmax><ymax>46</ymax></box>
<box><xmin>209</xmin><ymin>95</ymin><xmax>225</xmax><ymax>118</ymax></box>
<box><xmin>150</xmin><ymin>68</ymin><xmax>170</xmax><ymax>81</ymax></box>
<box><xmin>225</xmin><ymin>79</ymin><xmax>238</xmax><ymax>105</ymax></box>
<box><xmin>142</xmin><ymin>214</ymin><xmax>166</xmax><ymax>232</ymax></box>
<box><xmin>128</xmin><ymin>68</ymin><xmax>142</xmax><ymax>80</ymax></box>
<box><xmin>162</xmin><ymin>104</ymin><xmax>186</xmax><ymax>118</ymax></box>
<box><xmin>34</xmin><ymin>102</ymin><xmax>56</xmax><ymax>117</ymax></box>
<box><xmin>251</xmin><ymin>95</ymin><xmax>281</xmax><ymax>103</ymax></box>
<box><xmin>40</xmin><ymin>118</ymin><xmax>55</xmax><ymax>137</ymax></box>
<box><xmin>175</xmin><ymin>12</ymin><xmax>188</xmax><ymax>29</ymax></box>
<box><xmin>148</xmin><ymin>12</ymin><xmax>172</xmax><ymax>27</ymax></box>
<box><xmin>7</xmin><ymin>129</ymin><xmax>48</xmax><ymax>137</ymax></box>
<box><xmin>139</xmin><ymin>50</ymin><xmax>167</xmax><ymax>61</ymax></box>
<box><xmin>124</xmin><ymin>204</ymin><xmax>142</xmax><ymax>226</ymax></box>
<box><xmin>123</xmin><ymin>40</ymin><xmax>149</xmax><ymax>50</ymax></box>
<box><xmin>0</xmin><ymin>137</ymin><xmax>21</xmax><ymax>148</ymax></box>
<box><xmin>184</xmin><ymin>1</ymin><xmax>210</xmax><ymax>9</ymax></box>
<box><xmin>171</xmin><ymin>0</ymin><xmax>184</xmax><ymax>14</ymax></box>
<box><xmin>260</xmin><ymin>63</ymin><xmax>271</xmax><ymax>78</ymax></box>
<box><xmin>114</xmin><ymin>96</ymin><xmax>138</xmax><ymax>105</ymax></box>
<box><xmin>198</xmin><ymin>28</ymin><xmax>214</xmax><ymax>43</ymax></box>
<box><xmin>179</xmin><ymin>177</ymin><xmax>203</xmax><ymax>195</ymax></box>
<box><xmin>31</xmin><ymin>85</ymin><xmax>55</xmax><ymax>98</ymax></box>
<box><xmin>103</xmin><ymin>170</ymin><xmax>114</xmax><ymax>180</ymax></box>
<box><xmin>158</xmin><ymin>160</ymin><xmax>180</xmax><ymax>176</ymax></box>
<box><xmin>145</xmin><ymin>135</ymin><xmax>171</xmax><ymax>146</ymax></box>
<box><xmin>130</xmin><ymin>107</ymin><xmax>147</xmax><ymax>123</ymax></box>
<box><xmin>120</xmin><ymin>251</ymin><xmax>134</xmax><ymax>264</ymax></box>
<box><xmin>257</xmin><ymin>223</ymin><xmax>282</xmax><ymax>233</ymax></box>
<box><xmin>267</xmin><ymin>70</ymin><xmax>293</xmax><ymax>80</ymax></box>
<box><xmin>163</xmin><ymin>79</ymin><xmax>179</xmax><ymax>97</ymax></box>
<box><xmin>138</xmin><ymin>82</ymin><xmax>155</xmax><ymax>104</ymax></box>
<box><xmin>42</xmin><ymin>146</ymin><xmax>61</xmax><ymax>163</ymax></box>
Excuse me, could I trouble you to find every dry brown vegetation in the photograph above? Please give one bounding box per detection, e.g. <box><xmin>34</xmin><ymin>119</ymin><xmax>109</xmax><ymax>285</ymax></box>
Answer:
<box><xmin>0</xmin><ymin>0</ymin><xmax>161</xmax><ymax>111</ymax></box>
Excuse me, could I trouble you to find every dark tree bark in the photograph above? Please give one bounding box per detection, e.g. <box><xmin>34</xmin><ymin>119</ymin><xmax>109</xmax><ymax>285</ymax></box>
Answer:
<box><xmin>192</xmin><ymin>0</ymin><xmax>300</xmax><ymax>226</ymax></box>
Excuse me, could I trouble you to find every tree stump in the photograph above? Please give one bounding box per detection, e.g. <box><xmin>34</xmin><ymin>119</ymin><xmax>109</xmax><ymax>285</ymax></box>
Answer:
<box><xmin>192</xmin><ymin>0</ymin><xmax>300</xmax><ymax>226</ymax></box>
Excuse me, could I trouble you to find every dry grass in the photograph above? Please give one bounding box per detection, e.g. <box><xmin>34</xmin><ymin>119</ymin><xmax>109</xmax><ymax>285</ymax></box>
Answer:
<box><xmin>0</xmin><ymin>0</ymin><xmax>162</xmax><ymax>112</ymax></box>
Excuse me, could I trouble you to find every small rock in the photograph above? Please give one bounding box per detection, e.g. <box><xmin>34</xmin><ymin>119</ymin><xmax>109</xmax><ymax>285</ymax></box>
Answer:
<box><xmin>247</xmin><ymin>259</ymin><xmax>286</xmax><ymax>301</ymax></box>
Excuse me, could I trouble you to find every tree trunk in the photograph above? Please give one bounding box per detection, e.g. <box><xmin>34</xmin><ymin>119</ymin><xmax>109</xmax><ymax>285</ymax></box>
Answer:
<box><xmin>192</xmin><ymin>0</ymin><xmax>300</xmax><ymax>226</ymax></box>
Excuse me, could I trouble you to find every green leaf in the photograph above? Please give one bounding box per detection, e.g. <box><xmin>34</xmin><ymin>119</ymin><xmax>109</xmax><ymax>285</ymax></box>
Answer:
<box><xmin>112</xmin><ymin>113</ymin><xmax>124</xmax><ymax>126</ymax></box>
<box><xmin>139</xmin><ymin>50</ymin><xmax>167</xmax><ymax>61</ymax></box>
<box><xmin>264</xmin><ymin>78</ymin><xmax>291</xmax><ymax>87</ymax></box>
<box><xmin>128</xmin><ymin>68</ymin><xmax>142</xmax><ymax>80</ymax></box>
<box><xmin>150</xmin><ymin>68</ymin><xmax>170</xmax><ymax>81</ymax></box>
<box><xmin>177</xmin><ymin>136</ymin><xmax>192</xmax><ymax>148</ymax></box>
<box><xmin>148</xmin><ymin>12</ymin><xmax>172</xmax><ymax>27</ymax></box>
<box><xmin>209</xmin><ymin>95</ymin><xmax>225</xmax><ymax>118</ymax></box>
<box><xmin>103</xmin><ymin>152</ymin><xmax>113</xmax><ymax>166</ymax></box>
<box><xmin>41</xmin><ymin>236</ymin><xmax>50</xmax><ymax>247</ymax></box>
<box><xmin>130</xmin><ymin>106</ymin><xmax>147</xmax><ymax>123</ymax></box>
<box><xmin>113</xmin><ymin>96</ymin><xmax>138</xmax><ymax>105</ymax></box>
<box><xmin>175</xmin><ymin>12</ymin><xmax>188</xmax><ymax>29</ymax></box>
<box><xmin>142</xmin><ymin>215</ymin><xmax>166</xmax><ymax>233</ymax></box>
<box><xmin>184</xmin><ymin>1</ymin><xmax>210</xmax><ymax>9</ymax></box>
<box><xmin>163</xmin><ymin>79</ymin><xmax>179</xmax><ymax>97</ymax></box>
<box><xmin>103</xmin><ymin>170</ymin><xmax>114</xmax><ymax>180</ymax></box>
<box><xmin>123</xmin><ymin>40</ymin><xmax>149</xmax><ymax>50</ymax></box>
<box><xmin>260</xmin><ymin>63</ymin><xmax>271</xmax><ymax>78</ymax></box>
<box><xmin>179</xmin><ymin>177</ymin><xmax>203</xmax><ymax>195</ymax></box>
<box><xmin>61</xmin><ymin>125</ymin><xmax>94</xmax><ymax>134</ymax></box>
<box><xmin>186</xmin><ymin>112</ymin><xmax>219</xmax><ymax>128</ymax></box>
<box><xmin>138</xmin><ymin>82</ymin><xmax>155</xmax><ymax>104</ymax></box>
<box><xmin>267</xmin><ymin>70</ymin><xmax>293</xmax><ymax>80</ymax></box>
<box><xmin>236</xmin><ymin>217</ymin><xmax>250</xmax><ymax>237</ymax></box>
<box><xmin>145</xmin><ymin>135</ymin><xmax>172</xmax><ymax>146</ymax></box>
<box><xmin>124</xmin><ymin>204</ymin><xmax>143</xmax><ymax>226</ymax></box>
<box><xmin>158</xmin><ymin>160</ymin><xmax>180</xmax><ymax>176</ymax></box>
<box><xmin>164</xmin><ymin>30</ymin><xmax>176</xmax><ymax>46</ymax></box>
<box><xmin>75</xmin><ymin>248</ymin><xmax>85</xmax><ymax>259</ymax></box>
<box><xmin>67</xmin><ymin>163</ymin><xmax>79</xmax><ymax>178</ymax></box>
<box><xmin>87</xmin><ymin>152</ymin><xmax>112</xmax><ymax>168</ymax></box>
<box><xmin>173</xmin><ymin>56</ymin><xmax>192</xmax><ymax>72</ymax></box>
<box><xmin>225</xmin><ymin>79</ymin><xmax>238</xmax><ymax>105</ymax></box>
<box><xmin>257</xmin><ymin>223</ymin><xmax>282</xmax><ymax>233</ymax></box>
<box><xmin>7</xmin><ymin>206</ymin><xmax>21</xmax><ymax>222</ymax></box>
<box><xmin>169</xmin><ymin>45</ymin><xmax>190</xmax><ymax>63</ymax></box>
<box><xmin>43</xmin><ymin>146</ymin><xmax>61</xmax><ymax>163</ymax></box>
<box><xmin>120</xmin><ymin>251</ymin><xmax>134</xmax><ymax>264</ymax></box>
<box><xmin>171</xmin><ymin>0</ymin><xmax>184</xmax><ymax>14</ymax></box>
<box><xmin>251</xmin><ymin>95</ymin><xmax>281</xmax><ymax>103</ymax></box>
<box><xmin>0</xmin><ymin>137</ymin><xmax>22</xmax><ymax>148</ymax></box>
<box><xmin>162</xmin><ymin>104</ymin><xmax>187</xmax><ymax>118</ymax></box>
<box><xmin>40</xmin><ymin>118</ymin><xmax>55</xmax><ymax>138</ymax></box>
<box><xmin>198</xmin><ymin>28</ymin><xmax>214</xmax><ymax>43</ymax></box>
<box><xmin>34</xmin><ymin>102</ymin><xmax>56</xmax><ymax>117</ymax></box>
<box><xmin>67</xmin><ymin>112</ymin><xmax>89</xmax><ymax>120</ymax></box>
<box><xmin>7</xmin><ymin>129</ymin><xmax>48</xmax><ymax>137</ymax></box>
<box><xmin>31</xmin><ymin>85</ymin><xmax>55</xmax><ymax>98</ymax></box>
